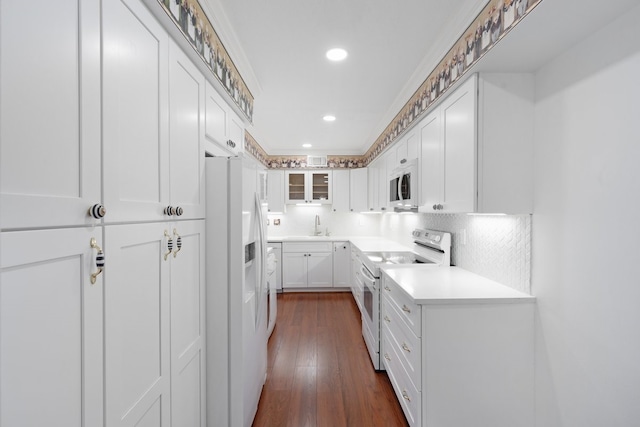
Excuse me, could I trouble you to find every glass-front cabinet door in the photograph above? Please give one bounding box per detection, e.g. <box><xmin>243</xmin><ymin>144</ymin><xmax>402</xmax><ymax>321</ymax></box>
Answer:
<box><xmin>285</xmin><ymin>171</ymin><xmax>332</xmax><ymax>204</ymax></box>
<box><xmin>286</xmin><ymin>171</ymin><xmax>307</xmax><ymax>203</ymax></box>
<box><xmin>310</xmin><ymin>172</ymin><xmax>330</xmax><ymax>203</ymax></box>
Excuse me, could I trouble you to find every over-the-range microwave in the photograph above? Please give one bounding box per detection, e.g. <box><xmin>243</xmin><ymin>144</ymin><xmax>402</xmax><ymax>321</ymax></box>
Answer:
<box><xmin>389</xmin><ymin>159</ymin><xmax>418</xmax><ymax>210</ymax></box>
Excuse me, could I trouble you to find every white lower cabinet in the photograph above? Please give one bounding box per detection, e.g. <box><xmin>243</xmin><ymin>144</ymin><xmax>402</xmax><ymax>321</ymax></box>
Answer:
<box><xmin>381</xmin><ymin>272</ymin><xmax>534</xmax><ymax>427</ymax></box>
<box><xmin>282</xmin><ymin>242</ymin><xmax>333</xmax><ymax>288</ymax></box>
<box><xmin>104</xmin><ymin>223</ymin><xmax>171</xmax><ymax>426</ymax></box>
<box><xmin>168</xmin><ymin>221</ymin><xmax>206</xmax><ymax>426</ymax></box>
<box><xmin>104</xmin><ymin>220</ymin><xmax>205</xmax><ymax>426</ymax></box>
<box><xmin>1</xmin><ymin>228</ymin><xmax>104</xmax><ymax>427</ymax></box>
<box><xmin>332</xmin><ymin>242</ymin><xmax>351</xmax><ymax>287</ymax></box>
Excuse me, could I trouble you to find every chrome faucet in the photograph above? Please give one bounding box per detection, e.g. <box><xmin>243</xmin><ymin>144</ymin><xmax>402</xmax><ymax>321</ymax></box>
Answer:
<box><xmin>314</xmin><ymin>214</ymin><xmax>322</xmax><ymax>235</ymax></box>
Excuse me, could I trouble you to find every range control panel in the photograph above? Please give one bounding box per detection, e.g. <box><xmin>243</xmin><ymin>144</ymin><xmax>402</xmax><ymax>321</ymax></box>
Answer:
<box><xmin>412</xmin><ymin>228</ymin><xmax>451</xmax><ymax>249</ymax></box>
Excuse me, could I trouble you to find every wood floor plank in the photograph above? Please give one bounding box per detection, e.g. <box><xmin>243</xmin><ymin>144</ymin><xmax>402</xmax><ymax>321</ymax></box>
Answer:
<box><xmin>253</xmin><ymin>292</ymin><xmax>409</xmax><ymax>427</ymax></box>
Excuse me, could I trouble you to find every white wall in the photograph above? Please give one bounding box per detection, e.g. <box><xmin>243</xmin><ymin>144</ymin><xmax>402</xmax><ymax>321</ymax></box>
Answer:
<box><xmin>267</xmin><ymin>205</ymin><xmax>380</xmax><ymax>238</ymax></box>
<box><xmin>532</xmin><ymin>5</ymin><xmax>640</xmax><ymax>426</ymax></box>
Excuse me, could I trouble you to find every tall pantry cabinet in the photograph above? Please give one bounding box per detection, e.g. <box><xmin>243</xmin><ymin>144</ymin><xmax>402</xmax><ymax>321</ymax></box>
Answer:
<box><xmin>0</xmin><ymin>0</ymin><xmax>206</xmax><ymax>426</ymax></box>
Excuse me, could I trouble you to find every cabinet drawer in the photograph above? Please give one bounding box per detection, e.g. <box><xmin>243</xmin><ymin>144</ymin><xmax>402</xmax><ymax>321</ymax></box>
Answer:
<box><xmin>382</xmin><ymin>297</ymin><xmax>421</xmax><ymax>390</ymax></box>
<box><xmin>382</xmin><ymin>330</ymin><xmax>421</xmax><ymax>427</ymax></box>
<box><xmin>382</xmin><ymin>274</ymin><xmax>421</xmax><ymax>337</ymax></box>
<box><xmin>283</xmin><ymin>241</ymin><xmax>333</xmax><ymax>253</ymax></box>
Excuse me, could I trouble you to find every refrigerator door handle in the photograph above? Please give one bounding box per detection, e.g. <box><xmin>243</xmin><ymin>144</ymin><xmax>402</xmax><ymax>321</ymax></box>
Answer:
<box><xmin>254</xmin><ymin>193</ymin><xmax>266</xmax><ymax>326</ymax></box>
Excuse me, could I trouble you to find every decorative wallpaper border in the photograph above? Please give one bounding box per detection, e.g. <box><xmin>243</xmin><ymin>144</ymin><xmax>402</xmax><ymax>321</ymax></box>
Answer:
<box><xmin>158</xmin><ymin>0</ymin><xmax>254</xmax><ymax>122</ymax></box>
<box><xmin>364</xmin><ymin>0</ymin><xmax>542</xmax><ymax>164</ymax></box>
<box><xmin>244</xmin><ymin>132</ymin><xmax>366</xmax><ymax>169</ymax></box>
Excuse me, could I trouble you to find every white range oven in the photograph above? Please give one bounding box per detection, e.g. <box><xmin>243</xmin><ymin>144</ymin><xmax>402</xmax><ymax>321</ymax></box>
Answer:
<box><xmin>360</xmin><ymin>229</ymin><xmax>451</xmax><ymax>370</ymax></box>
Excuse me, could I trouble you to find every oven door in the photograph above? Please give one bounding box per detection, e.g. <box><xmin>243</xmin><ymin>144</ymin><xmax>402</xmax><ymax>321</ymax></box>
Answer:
<box><xmin>360</xmin><ymin>265</ymin><xmax>380</xmax><ymax>369</ymax></box>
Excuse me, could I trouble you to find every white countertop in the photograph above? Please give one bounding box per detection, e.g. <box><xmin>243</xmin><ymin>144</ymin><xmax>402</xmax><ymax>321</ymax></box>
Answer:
<box><xmin>381</xmin><ymin>266</ymin><xmax>535</xmax><ymax>305</ymax></box>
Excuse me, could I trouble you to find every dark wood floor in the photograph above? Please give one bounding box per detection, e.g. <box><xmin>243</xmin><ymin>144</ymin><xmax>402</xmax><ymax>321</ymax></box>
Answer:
<box><xmin>252</xmin><ymin>292</ymin><xmax>409</xmax><ymax>427</ymax></box>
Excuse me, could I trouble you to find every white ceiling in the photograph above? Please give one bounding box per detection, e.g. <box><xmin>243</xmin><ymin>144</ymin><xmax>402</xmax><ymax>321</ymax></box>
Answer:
<box><xmin>209</xmin><ymin>0</ymin><xmax>486</xmax><ymax>156</ymax></box>
<box><xmin>205</xmin><ymin>0</ymin><xmax>640</xmax><ymax>157</ymax></box>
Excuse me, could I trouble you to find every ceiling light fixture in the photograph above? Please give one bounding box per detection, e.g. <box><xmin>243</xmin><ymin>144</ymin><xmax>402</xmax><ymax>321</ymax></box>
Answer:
<box><xmin>302</xmin><ymin>143</ymin><xmax>312</xmax><ymax>148</ymax></box>
<box><xmin>326</xmin><ymin>48</ymin><xmax>348</xmax><ymax>61</ymax></box>
<box><xmin>323</xmin><ymin>115</ymin><xmax>336</xmax><ymax>122</ymax></box>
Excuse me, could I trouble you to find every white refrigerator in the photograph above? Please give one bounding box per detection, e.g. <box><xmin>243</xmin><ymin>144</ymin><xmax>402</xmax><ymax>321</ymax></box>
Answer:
<box><xmin>205</xmin><ymin>155</ymin><xmax>268</xmax><ymax>427</ymax></box>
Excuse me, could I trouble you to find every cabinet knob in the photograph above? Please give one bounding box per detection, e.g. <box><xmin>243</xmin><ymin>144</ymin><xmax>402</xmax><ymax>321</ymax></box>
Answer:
<box><xmin>164</xmin><ymin>205</ymin><xmax>176</xmax><ymax>216</ymax></box>
<box><xmin>433</xmin><ymin>204</ymin><xmax>437</xmax><ymax>210</ymax></box>
<box><xmin>175</xmin><ymin>206</ymin><xmax>184</xmax><ymax>216</ymax></box>
<box><xmin>88</xmin><ymin>204</ymin><xmax>106</xmax><ymax>219</ymax></box>
<box><xmin>437</xmin><ymin>204</ymin><xmax>444</xmax><ymax>210</ymax></box>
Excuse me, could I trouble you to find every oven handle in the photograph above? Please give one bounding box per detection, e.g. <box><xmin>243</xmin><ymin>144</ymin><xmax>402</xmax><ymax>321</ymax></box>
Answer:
<box><xmin>360</xmin><ymin>265</ymin><xmax>376</xmax><ymax>286</ymax></box>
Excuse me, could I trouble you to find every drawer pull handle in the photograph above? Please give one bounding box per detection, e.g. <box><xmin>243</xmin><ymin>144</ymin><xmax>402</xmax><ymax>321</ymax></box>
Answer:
<box><xmin>172</xmin><ymin>229</ymin><xmax>182</xmax><ymax>258</ymax></box>
<box><xmin>402</xmin><ymin>343</ymin><xmax>411</xmax><ymax>353</ymax></box>
<box><xmin>384</xmin><ymin>315</ymin><xmax>391</xmax><ymax>323</ymax></box>
<box><xmin>384</xmin><ymin>286</ymin><xmax>391</xmax><ymax>292</ymax></box>
<box><xmin>90</xmin><ymin>238</ymin><xmax>104</xmax><ymax>284</ymax></box>
<box><xmin>402</xmin><ymin>305</ymin><xmax>411</xmax><ymax>313</ymax></box>
<box><xmin>384</xmin><ymin>353</ymin><xmax>391</xmax><ymax>361</ymax></box>
<box><xmin>402</xmin><ymin>390</ymin><xmax>411</xmax><ymax>402</ymax></box>
<box><xmin>164</xmin><ymin>230</ymin><xmax>173</xmax><ymax>261</ymax></box>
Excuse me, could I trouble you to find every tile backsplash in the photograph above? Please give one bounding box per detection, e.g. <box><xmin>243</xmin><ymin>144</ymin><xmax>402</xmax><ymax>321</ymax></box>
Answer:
<box><xmin>267</xmin><ymin>207</ymin><xmax>531</xmax><ymax>294</ymax></box>
<box><xmin>267</xmin><ymin>205</ymin><xmax>380</xmax><ymax>238</ymax></box>
<box><xmin>381</xmin><ymin>213</ymin><xmax>532</xmax><ymax>294</ymax></box>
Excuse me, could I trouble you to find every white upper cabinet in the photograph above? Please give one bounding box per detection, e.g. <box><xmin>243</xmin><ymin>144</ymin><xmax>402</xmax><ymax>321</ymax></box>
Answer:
<box><xmin>394</xmin><ymin>128</ymin><xmax>419</xmax><ymax>168</ymax></box>
<box><xmin>332</xmin><ymin>169</ymin><xmax>350</xmax><ymax>212</ymax></box>
<box><xmin>102</xmin><ymin>0</ymin><xmax>170</xmax><ymax>223</ymax></box>
<box><xmin>204</xmin><ymin>81</ymin><xmax>244</xmax><ymax>155</ymax></box>
<box><xmin>418</xmin><ymin>73</ymin><xmax>534</xmax><ymax>214</ymax></box>
<box><xmin>267</xmin><ymin>170</ymin><xmax>286</xmax><ymax>213</ymax></box>
<box><xmin>168</xmin><ymin>39</ymin><xmax>206</xmax><ymax>220</ymax></box>
<box><xmin>0</xmin><ymin>0</ymin><xmax>101</xmax><ymax>229</ymax></box>
<box><xmin>285</xmin><ymin>171</ymin><xmax>332</xmax><ymax>204</ymax></box>
<box><xmin>349</xmin><ymin>168</ymin><xmax>369</xmax><ymax>212</ymax></box>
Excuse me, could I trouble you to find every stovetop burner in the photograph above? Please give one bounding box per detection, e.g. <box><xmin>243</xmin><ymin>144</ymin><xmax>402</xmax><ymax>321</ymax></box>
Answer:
<box><xmin>364</xmin><ymin>251</ymin><xmax>434</xmax><ymax>265</ymax></box>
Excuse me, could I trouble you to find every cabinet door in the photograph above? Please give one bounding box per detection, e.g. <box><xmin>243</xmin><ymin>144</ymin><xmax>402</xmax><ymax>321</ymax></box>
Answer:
<box><xmin>1</xmin><ymin>228</ymin><xmax>103</xmax><ymax>426</ymax></box>
<box><xmin>441</xmin><ymin>78</ymin><xmax>476</xmax><ymax>212</ymax></box>
<box><xmin>349</xmin><ymin>168</ymin><xmax>368</xmax><ymax>212</ymax></box>
<box><xmin>419</xmin><ymin>110</ymin><xmax>442</xmax><ymax>210</ymax></box>
<box><xmin>310</xmin><ymin>171</ymin><xmax>331</xmax><ymax>203</ymax></box>
<box><xmin>102</xmin><ymin>0</ymin><xmax>170</xmax><ymax>223</ymax></box>
<box><xmin>307</xmin><ymin>252</ymin><xmax>333</xmax><ymax>288</ymax></box>
<box><xmin>204</xmin><ymin>81</ymin><xmax>228</xmax><ymax>146</ymax></box>
<box><xmin>333</xmin><ymin>242</ymin><xmax>351</xmax><ymax>287</ymax></box>
<box><xmin>267</xmin><ymin>170</ymin><xmax>285</xmax><ymax>213</ymax></box>
<box><xmin>0</xmin><ymin>0</ymin><xmax>101</xmax><ymax>229</ymax></box>
<box><xmin>282</xmin><ymin>252</ymin><xmax>307</xmax><ymax>287</ymax></box>
<box><xmin>332</xmin><ymin>170</ymin><xmax>350</xmax><ymax>212</ymax></box>
<box><xmin>285</xmin><ymin>171</ymin><xmax>307</xmax><ymax>203</ymax></box>
<box><xmin>104</xmin><ymin>222</ymin><xmax>171</xmax><ymax>426</ymax></box>
<box><xmin>169</xmin><ymin>40</ymin><xmax>206</xmax><ymax>220</ymax></box>
<box><xmin>228</xmin><ymin>110</ymin><xmax>245</xmax><ymax>154</ymax></box>
<box><xmin>367</xmin><ymin>163</ymin><xmax>378</xmax><ymax>211</ymax></box>
<box><xmin>170</xmin><ymin>221</ymin><xmax>206</xmax><ymax>426</ymax></box>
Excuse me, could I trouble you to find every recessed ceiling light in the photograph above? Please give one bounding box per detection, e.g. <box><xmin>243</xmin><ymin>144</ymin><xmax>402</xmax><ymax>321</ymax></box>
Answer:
<box><xmin>323</xmin><ymin>115</ymin><xmax>336</xmax><ymax>122</ymax></box>
<box><xmin>302</xmin><ymin>143</ymin><xmax>312</xmax><ymax>148</ymax></box>
<box><xmin>326</xmin><ymin>48</ymin><xmax>348</xmax><ymax>61</ymax></box>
